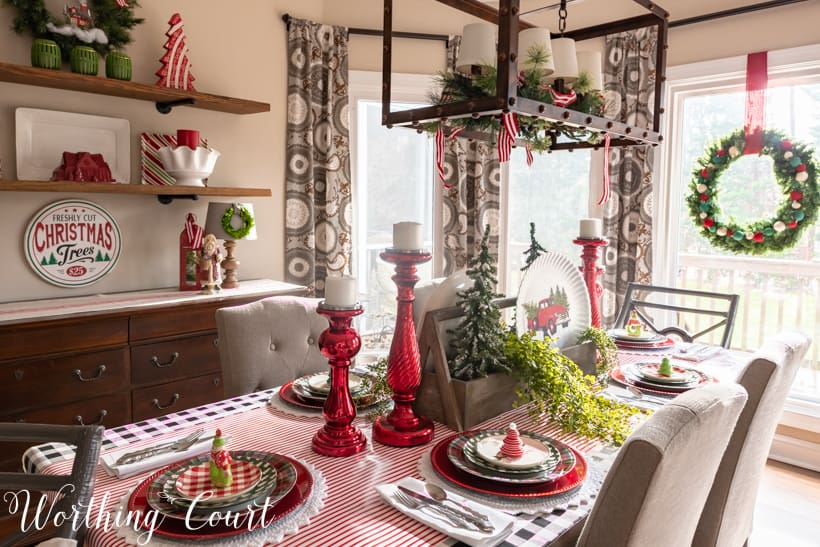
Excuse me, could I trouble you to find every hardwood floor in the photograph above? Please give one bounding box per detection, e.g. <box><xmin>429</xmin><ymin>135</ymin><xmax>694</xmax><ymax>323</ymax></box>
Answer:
<box><xmin>751</xmin><ymin>460</ymin><xmax>820</xmax><ymax>546</ymax></box>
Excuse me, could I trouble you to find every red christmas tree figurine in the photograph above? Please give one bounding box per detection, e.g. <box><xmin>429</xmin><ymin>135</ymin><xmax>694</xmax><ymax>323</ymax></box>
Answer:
<box><xmin>156</xmin><ymin>13</ymin><xmax>196</xmax><ymax>91</ymax></box>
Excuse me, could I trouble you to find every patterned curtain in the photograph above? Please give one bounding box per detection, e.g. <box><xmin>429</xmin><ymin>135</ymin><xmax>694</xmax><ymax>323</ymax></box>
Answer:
<box><xmin>285</xmin><ymin>19</ymin><xmax>351</xmax><ymax>296</ymax></box>
<box><xmin>600</xmin><ymin>27</ymin><xmax>657</xmax><ymax>327</ymax></box>
<box><xmin>440</xmin><ymin>35</ymin><xmax>501</xmax><ymax>275</ymax></box>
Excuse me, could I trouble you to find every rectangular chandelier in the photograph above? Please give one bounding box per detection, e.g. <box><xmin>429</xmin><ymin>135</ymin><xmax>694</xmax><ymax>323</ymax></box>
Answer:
<box><xmin>381</xmin><ymin>0</ymin><xmax>669</xmax><ymax>150</ymax></box>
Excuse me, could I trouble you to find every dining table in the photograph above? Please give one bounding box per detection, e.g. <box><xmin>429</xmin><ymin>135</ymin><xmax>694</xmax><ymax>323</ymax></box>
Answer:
<box><xmin>23</xmin><ymin>342</ymin><xmax>746</xmax><ymax>547</ymax></box>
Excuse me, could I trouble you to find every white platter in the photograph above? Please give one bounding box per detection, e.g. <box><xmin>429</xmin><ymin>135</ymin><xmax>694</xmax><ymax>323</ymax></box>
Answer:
<box><xmin>516</xmin><ymin>252</ymin><xmax>591</xmax><ymax>349</ymax></box>
<box><xmin>16</xmin><ymin>108</ymin><xmax>130</xmax><ymax>183</ymax></box>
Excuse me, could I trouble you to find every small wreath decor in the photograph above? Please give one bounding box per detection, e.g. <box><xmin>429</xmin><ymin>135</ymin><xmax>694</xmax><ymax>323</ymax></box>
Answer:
<box><xmin>2</xmin><ymin>0</ymin><xmax>143</xmax><ymax>60</ymax></box>
<box><xmin>687</xmin><ymin>128</ymin><xmax>818</xmax><ymax>255</ymax></box>
<box><xmin>221</xmin><ymin>205</ymin><xmax>255</xmax><ymax>240</ymax></box>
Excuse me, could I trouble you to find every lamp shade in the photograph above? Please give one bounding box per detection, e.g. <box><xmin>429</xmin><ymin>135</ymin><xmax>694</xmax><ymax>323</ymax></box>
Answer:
<box><xmin>518</xmin><ymin>28</ymin><xmax>554</xmax><ymax>75</ymax></box>
<box><xmin>576</xmin><ymin>50</ymin><xmax>603</xmax><ymax>92</ymax></box>
<box><xmin>455</xmin><ymin>23</ymin><xmax>497</xmax><ymax>74</ymax></box>
<box><xmin>204</xmin><ymin>202</ymin><xmax>257</xmax><ymax>241</ymax></box>
<box><xmin>549</xmin><ymin>37</ymin><xmax>578</xmax><ymax>83</ymax></box>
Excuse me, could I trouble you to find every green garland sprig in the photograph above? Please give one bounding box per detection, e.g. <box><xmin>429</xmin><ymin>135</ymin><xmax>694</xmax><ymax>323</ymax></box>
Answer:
<box><xmin>221</xmin><ymin>205</ymin><xmax>255</xmax><ymax>240</ymax></box>
<box><xmin>686</xmin><ymin>128</ymin><xmax>819</xmax><ymax>254</ymax></box>
<box><xmin>426</xmin><ymin>46</ymin><xmax>605</xmax><ymax>152</ymax></box>
<box><xmin>2</xmin><ymin>0</ymin><xmax>143</xmax><ymax>60</ymax></box>
<box><xmin>576</xmin><ymin>326</ymin><xmax>618</xmax><ymax>390</ymax></box>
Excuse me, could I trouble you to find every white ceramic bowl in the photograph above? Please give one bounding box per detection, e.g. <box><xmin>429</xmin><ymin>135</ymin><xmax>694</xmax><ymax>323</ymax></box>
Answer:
<box><xmin>157</xmin><ymin>146</ymin><xmax>220</xmax><ymax>186</ymax></box>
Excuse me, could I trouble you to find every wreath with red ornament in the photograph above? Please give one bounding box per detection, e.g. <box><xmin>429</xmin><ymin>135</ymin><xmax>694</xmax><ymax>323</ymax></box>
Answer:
<box><xmin>687</xmin><ymin>128</ymin><xmax>818</xmax><ymax>255</ymax></box>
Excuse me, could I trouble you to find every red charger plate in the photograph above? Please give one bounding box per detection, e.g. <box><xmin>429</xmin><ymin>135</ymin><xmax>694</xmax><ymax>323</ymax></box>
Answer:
<box><xmin>609</xmin><ymin>366</ymin><xmax>716</xmax><ymax>395</ymax></box>
<box><xmin>279</xmin><ymin>380</ymin><xmax>323</xmax><ymax>410</ymax></box>
<box><xmin>128</xmin><ymin>454</ymin><xmax>313</xmax><ymax>541</ymax></box>
<box><xmin>431</xmin><ymin>432</ymin><xmax>587</xmax><ymax>499</ymax></box>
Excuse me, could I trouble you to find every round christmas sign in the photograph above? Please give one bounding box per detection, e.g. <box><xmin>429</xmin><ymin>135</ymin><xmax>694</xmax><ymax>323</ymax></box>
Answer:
<box><xmin>25</xmin><ymin>200</ymin><xmax>121</xmax><ymax>287</ymax></box>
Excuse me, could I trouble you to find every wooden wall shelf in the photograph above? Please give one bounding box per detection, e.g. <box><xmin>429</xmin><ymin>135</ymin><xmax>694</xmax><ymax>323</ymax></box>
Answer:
<box><xmin>0</xmin><ymin>62</ymin><xmax>270</xmax><ymax>115</ymax></box>
<box><xmin>0</xmin><ymin>181</ymin><xmax>271</xmax><ymax>203</ymax></box>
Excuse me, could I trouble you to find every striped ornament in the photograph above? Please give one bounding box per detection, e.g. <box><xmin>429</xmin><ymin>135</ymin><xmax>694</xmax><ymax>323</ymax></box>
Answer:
<box><xmin>141</xmin><ymin>133</ymin><xmax>208</xmax><ymax>186</ymax></box>
<box><xmin>497</xmin><ymin>112</ymin><xmax>519</xmax><ymax>163</ymax></box>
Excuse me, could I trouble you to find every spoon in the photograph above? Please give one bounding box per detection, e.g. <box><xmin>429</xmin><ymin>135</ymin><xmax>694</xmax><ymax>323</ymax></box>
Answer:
<box><xmin>626</xmin><ymin>386</ymin><xmax>669</xmax><ymax>404</ymax></box>
<box><xmin>424</xmin><ymin>483</ymin><xmax>492</xmax><ymax>525</ymax></box>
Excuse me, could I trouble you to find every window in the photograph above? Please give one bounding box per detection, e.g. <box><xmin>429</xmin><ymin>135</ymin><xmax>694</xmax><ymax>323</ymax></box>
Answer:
<box><xmin>663</xmin><ymin>46</ymin><xmax>820</xmax><ymax>407</ymax></box>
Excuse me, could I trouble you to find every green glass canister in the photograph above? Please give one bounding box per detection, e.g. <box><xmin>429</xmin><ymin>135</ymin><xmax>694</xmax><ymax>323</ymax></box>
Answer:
<box><xmin>31</xmin><ymin>39</ymin><xmax>61</xmax><ymax>70</ymax></box>
<box><xmin>70</xmin><ymin>46</ymin><xmax>99</xmax><ymax>75</ymax></box>
<box><xmin>105</xmin><ymin>52</ymin><xmax>132</xmax><ymax>81</ymax></box>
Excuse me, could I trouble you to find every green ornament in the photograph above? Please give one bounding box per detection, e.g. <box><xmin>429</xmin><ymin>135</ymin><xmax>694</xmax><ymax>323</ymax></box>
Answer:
<box><xmin>709</xmin><ymin>225</ymin><xmax>717</xmax><ymax>233</ymax></box>
<box><xmin>105</xmin><ymin>52</ymin><xmax>132</xmax><ymax>81</ymax></box>
<box><xmin>31</xmin><ymin>39</ymin><xmax>61</xmax><ymax>70</ymax></box>
<box><xmin>794</xmin><ymin>210</ymin><xmax>806</xmax><ymax>221</ymax></box>
<box><xmin>699</xmin><ymin>204</ymin><xmax>710</xmax><ymax>212</ymax></box>
<box><xmin>732</xmin><ymin>232</ymin><xmax>744</xmax><ymax>241</ymax></box>
<box><xmin>790</xmin><ymin>156</ymin><xmax>802</xmax><ymax>167</ymax></box>
<box><xmin>763</xmin><ymin>227</ymin><xmax>774</xmax><ymax>236</ymax></box>
<box><xmin>70</xmin><ymin>46</ymin><xmax>99</xmax><ymax>75</ymax></box>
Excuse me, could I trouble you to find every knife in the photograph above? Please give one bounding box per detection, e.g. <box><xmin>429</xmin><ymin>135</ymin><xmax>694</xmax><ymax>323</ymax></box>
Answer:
<box><xmin>397</xmin><ymin>485</ymin><xmax>495</xmax><ymax>533</ymax></box>
<box><xmin>115</xmin><ymin>432</ymin><xmax>213</xmax><ymax>465</ymax></box>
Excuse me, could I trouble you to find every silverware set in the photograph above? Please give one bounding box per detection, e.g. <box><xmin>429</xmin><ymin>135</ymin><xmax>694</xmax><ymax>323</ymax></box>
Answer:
<box><xmin>116</xmin><ymin>429</ymin><xmax>206</xmax><ymax>465</ymax></box>
<box><xmin>394</xmin><ymin>485</ymin><xmax>494</xmax><ymax>533</ymax></box>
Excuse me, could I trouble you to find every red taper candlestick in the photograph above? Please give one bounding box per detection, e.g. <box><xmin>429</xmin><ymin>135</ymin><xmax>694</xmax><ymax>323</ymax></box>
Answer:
<box><xmin>373</xmin><ymin>249</ymin><xmax>434</xmax><ymax>447</ymax></box>
<box><xmin>573</xmin><ymin>238</ymin><xmax>608</xmax><ymax>328</ymax></box>
<box><xmin>312</xmin><ymin>303</ymin><xmax>367</xmax><ymax>457</ymax></box>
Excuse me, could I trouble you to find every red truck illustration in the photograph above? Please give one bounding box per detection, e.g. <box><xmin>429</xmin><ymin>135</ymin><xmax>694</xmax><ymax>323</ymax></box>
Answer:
<box><xmin>526</xmin><ymin>295</ymin><xmax>570</xmax><ymax>336</ymax></box>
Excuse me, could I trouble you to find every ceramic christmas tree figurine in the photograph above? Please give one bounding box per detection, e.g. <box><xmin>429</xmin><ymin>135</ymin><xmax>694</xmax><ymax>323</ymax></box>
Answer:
<box><xmin>209</xmin><ymin>429</ymin><xmax>233</xmax><ymax>487</ymax></box>
<box><xmin>625</xmin><ymin>310</ymin><xmax>643</xmax><ymax>337</ymax></box>
<box><xmin>659</xmin><ymin>357</ymin><xmax>673</xmax><ymax>377</ymax></box>
<box><xmin>497</xmin><ymin>423</ymin><xmax>525</xmax><ymax>460</ymax></box>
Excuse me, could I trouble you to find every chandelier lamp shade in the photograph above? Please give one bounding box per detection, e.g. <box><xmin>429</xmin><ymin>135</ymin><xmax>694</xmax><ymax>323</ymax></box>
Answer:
<box><xmin>381</xmin><ymin>0</ymin><xmax>669</xmax><ymax>151</ymax></box>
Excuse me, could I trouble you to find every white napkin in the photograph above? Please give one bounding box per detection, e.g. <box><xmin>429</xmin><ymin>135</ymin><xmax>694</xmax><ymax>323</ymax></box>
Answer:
<box><xmin>101</xmin><ymin>430</ymin><xmax>224</xmax><ymax>479</ymax></box>
<box><xmin>673</xmin><ymin>344</ymin><xmax>723</xmax><ymax>362</ymax></box>
<box><xmin>375</xmin><ymin>477</ymin><xmax>515</xmax><ymax>547</ymax></box>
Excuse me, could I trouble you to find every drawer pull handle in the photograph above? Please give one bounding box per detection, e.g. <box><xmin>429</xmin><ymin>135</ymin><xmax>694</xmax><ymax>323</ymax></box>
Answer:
<box><xmin>152</xmin><ymin>393</ymin><xmax>180</xmax><ymax>410</ymax></box>
<box><xmin>74</xmin><ymin>409</ymin><xmax>108</xmax><ymax>426</ymax></box>
<box><xmin>74</xmin><ymin>365</ymin><xmax>107</xmax><ymax>382</ymax></box>
<box><xmin>151</xmin><ymin>352</ymin><xmax>180</xmax><ymax>368</ymax></box>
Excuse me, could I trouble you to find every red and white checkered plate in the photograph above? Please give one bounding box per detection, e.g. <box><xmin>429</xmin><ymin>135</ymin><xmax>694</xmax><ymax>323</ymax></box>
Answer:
<box><xmin>174</xmin><ymin>460</ymin><xmax>262</xmax><ymax>501</ymax></box>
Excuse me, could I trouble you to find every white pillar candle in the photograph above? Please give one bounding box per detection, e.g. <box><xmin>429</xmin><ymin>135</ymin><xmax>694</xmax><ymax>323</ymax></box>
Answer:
<box><xmin>579</xmin><ymin>218</ymin><xmax>603</xmax><ymax>239</ymax></box>
<box><xmin>393</xmin><ymin>222</ymin><xmax>424</xmax><ymax>251</ymax></box>
<box><xmin>324</xmin><ymin>275</ymin><xmax>358</xmax><ymax>307</ymax></box>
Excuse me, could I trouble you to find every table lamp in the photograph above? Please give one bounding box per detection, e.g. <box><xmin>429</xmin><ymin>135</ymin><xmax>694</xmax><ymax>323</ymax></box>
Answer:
<box><xmin>204</xmin><ymin>201</ymin><xmax>257</xmax><ymax>289</ymax></box>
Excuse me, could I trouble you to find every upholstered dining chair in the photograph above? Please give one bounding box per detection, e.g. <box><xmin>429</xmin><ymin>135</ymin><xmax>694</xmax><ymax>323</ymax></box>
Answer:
<box><xmin>0</xmin><ymin>423</ymin><xmax>103</xmax><ymax>547</ymax></box>
<box><xmin>574</xmin><ymin>383</ymin><xmax>748</xmax><ymax>547</ymax></box>
<box><xmin>215</xmin><ymin>296</ymin><xmax>329</xmax><ymax>397</ymax></box>
<box><xmin>693</xmin><ymin>330</ymin><xmax>811</xmax><ymax>547</ymax></box>
<box><xmin>613</xmin><ymin>283</ymin><xmax>740</xmax><ymax>348</ymax></box>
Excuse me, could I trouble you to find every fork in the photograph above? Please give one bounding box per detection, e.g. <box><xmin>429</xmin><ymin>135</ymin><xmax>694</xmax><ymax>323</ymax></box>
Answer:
<box><xmin>116</xmin><ymin>429</ymin><xmax>204</xmax><ymax>465</ymax></box>
<box><xmin>393</xmin><ymin>490</ymin><xmax>472</xmax><ymax>530</ymax></box>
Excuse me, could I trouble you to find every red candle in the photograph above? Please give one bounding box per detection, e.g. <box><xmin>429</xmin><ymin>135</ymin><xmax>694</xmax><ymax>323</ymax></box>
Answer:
<box><xmin>177</xmin><ymin>129</ymin><xmax>200</xmax><ymax>150</ymax></box>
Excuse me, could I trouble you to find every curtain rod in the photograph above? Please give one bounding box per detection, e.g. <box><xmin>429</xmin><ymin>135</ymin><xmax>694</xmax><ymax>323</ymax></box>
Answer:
<box><xmin>281</xmin><ymin>14</ymin><xmax>450</xmax><ymax>43</ymax></box>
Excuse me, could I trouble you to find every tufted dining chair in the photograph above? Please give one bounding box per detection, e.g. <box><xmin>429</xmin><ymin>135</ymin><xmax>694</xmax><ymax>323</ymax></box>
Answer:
<box><xmin>0</xmin><ymin>423</ymin><xmax>103</xmax><ymax>547</ymax></box>
<box><xmin>215</xmin><ymin>296</ymin><xmax>329</xmax><ymax>397</ymax></box>
<box><xmin>575</xmin><ymin>383</ymin><xmax>748</xmax><ymax>547</ymax></box>
<box><xmin>693</xmin><ymin>331</ymin><xmax>811</xmax><ymax>547</ymax></box>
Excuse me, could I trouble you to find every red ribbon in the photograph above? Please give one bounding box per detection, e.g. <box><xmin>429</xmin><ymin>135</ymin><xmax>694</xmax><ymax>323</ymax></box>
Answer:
<box><xmin>598</xmin><ymin>133</ymin><xmax>612</xmax><ymax>205</ymax></box>
<box><xmin>498</xmin><ymin>112</ymin><xmax>519</xmax><ymax>163</ymax></box>
<box><xmin>435</xmin><ymin>125</ymin><xmax>463</xmax><ymax>188</ymax></box>
<box><xmin>185</xmin><ymin>212</ymin><xmax>204</xmax><ymax>249</ymax></box>
<box><xmin>116</xmin><ymin>0</ymin><xmax>130</xmax><ymax>6</ymax></box>
<box><xmin>525</xmin><ymin>143</ymin><xmax>534</xmax><ymax>167</ymax></box>
<box><xmin>548</xmin><ymin>86</ymin><xmax>578</xmax><ymax>108</ymax></box>
<box><xmin>744</xmin><ymin>52</ymin><xmax>768</xmax><ymax>155</ymax></box>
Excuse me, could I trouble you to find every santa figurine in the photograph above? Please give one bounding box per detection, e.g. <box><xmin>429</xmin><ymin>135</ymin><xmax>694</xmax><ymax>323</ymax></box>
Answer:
<box><xmin>209</xmin><ymin>429</ymin><xmax>233</xmax><ymax>487</ymax></box>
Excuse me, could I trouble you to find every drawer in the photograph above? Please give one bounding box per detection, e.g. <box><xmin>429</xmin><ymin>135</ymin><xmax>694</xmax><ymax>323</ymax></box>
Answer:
<box><xmin>0</xmin><ymin>348</ymin><xmax>129</xmax><ymax>413</ymax></box>
<box><xmin>130</xmin><ymin>333</ymin><xmax>220</xmax><ymax>386</ymax></box>
<box><xmin>0</xmin><ymin>316</ymin><xmax>128</xmax><ymax>361</ymax></box>
<box><xmin>1</xmin><ymin>392</ymin><xmax>130</xmax><ymax>428</ymax></box>
<box><xmin>131</xmin><ymin>373</ymin><xmax>223</xmax><ymax>421</ymax></box>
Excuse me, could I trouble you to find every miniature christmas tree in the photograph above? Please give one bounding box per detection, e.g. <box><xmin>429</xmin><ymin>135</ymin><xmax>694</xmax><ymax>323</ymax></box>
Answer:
<box><xmin>521</xmin><ymin>222</ymin><xmax>547</xmax><ymax>271</ymax></box>
<box><xmin>156</xmin><ymin>12</ymin><xmax>196</xmax><ymax>90</ymax></box>
<box><xmin>448</xmin><ymin>225</ymin><xmax>510</xmax><ymax>380</ymax></box>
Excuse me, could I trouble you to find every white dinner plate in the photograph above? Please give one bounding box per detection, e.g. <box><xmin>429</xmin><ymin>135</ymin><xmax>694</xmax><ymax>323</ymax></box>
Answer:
<box><xmin>16</xmin><ymin>108</ymin><xmax>130</xmax><ymax>183</ymax></box>
<box><xmin>516</xmin><ymin>252</ymin><xmax>591</xmax><ymax>349</ymax></box>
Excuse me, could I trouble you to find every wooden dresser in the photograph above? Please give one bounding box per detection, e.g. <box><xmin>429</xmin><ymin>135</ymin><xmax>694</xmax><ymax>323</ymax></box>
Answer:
<box><xmin>0</xmin><ymin>279</ymin><xmax>306</xmax><ymax>470</ymax></box>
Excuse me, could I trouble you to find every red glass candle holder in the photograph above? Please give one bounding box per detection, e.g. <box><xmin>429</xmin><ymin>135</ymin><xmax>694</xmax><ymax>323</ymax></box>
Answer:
<box><xmin>312</xmin><ymin>303</ymin><xmax>367</xmax><ymax>457</ymax></box>
<box><xmin>573</xmin><ymin>238</ymin><xmax>608</xmax><ymax>328</ymax></box>
<box><xmin>373</xmin><ymin>249</ymin><xmax>435</xmax><ymax>447</ymax></box>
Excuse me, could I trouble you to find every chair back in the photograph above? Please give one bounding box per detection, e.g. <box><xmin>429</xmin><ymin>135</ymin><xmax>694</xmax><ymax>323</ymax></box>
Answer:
<box><xmin>215</xmin><ymin>296</ymin><xmax>328</xmax><ymax>396</ymax></box>
<box><xmin>0</xmin><ymin>423</ymin><xmax>103</xmax><ymax>546</ymax></box>
<box><xmin>577</xmin><ymin>383</ymin><xmax>748</xmax><ymax>547</ymax></box>
<box><xmin>694</xmin><ymin>331</ymin><xmax>811</xmax><ymax>547</ymax></box>
<box><xmin>613</xmin><ymin>283</ymin><xmax>739</xmax><ymax>348</ymax></box>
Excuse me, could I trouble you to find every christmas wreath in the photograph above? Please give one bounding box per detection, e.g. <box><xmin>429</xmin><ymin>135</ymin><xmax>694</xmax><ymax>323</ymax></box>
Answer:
<box><xmin>221</xmin><ymin>205</ymin><xmax>255</xmax><ymax>240</ymax></box>
<box><xmin>687</xmin><ymin>128</ymin><xmax>818</xmax><ymax>254</ymax></box>
<box><xmin>2</xmin><ymin>0</ymin><xmax>143</xmax><ymax>60</ymax></box>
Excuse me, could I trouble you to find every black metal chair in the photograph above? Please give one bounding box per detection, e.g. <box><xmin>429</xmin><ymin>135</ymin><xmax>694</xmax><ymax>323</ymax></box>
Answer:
<box><xmin>613</xmin><ymin>283</ymin><xmax>740</xmax><ymax>348</ymax></box>
<box><xmin>0</xmin><ymin>423</ymin><xmax>104</xmax><ymax>547</ymax></box>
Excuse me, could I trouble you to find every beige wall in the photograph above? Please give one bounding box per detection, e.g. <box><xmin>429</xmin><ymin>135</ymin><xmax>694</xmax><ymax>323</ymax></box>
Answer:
<box><xmin>1</xmin><ymin>0</ymin><xmax>819</xmax><ymax>302</ymax></box>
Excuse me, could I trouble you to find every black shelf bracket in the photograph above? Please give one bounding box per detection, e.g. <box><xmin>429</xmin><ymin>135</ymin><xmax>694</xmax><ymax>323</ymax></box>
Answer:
<box><xmin>157</xmin><ymin>194</ymin><xmax>199</xmax><ymax>205</ymax></box>
<box><xmin>155</xmin><ymin>98</ymin><xmax>196</xmax><ymax>114</ymax></box>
